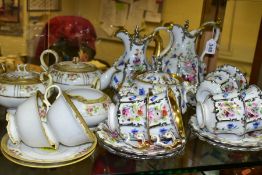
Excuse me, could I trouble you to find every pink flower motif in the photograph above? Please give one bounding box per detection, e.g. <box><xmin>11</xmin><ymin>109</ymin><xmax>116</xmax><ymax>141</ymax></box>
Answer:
<box><xmin>122</xmin><ymin>107</ymin><xmax>130</xmax><ymax>116</ymax></box>
<box><xmin>148</xmin><ymin>109</ymin><xmax>154</xmax><ymax>121</ymax></box>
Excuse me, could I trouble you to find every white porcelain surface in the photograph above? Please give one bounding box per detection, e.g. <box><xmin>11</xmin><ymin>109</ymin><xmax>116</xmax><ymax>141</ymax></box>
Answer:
<box><xmin>46</xmin><ymin>85</ymin><xmax>93</xmax><ymax>146</ymax></box>
<box><xmin>190</xmin><ymin>115</ymin><xmax>262</xmax><ymax>149</ymax></box>
<box><xmin>0</xmin><ymin>66</ymin><xmax>50</xmax><ymax>109</ymax></box>
<box><xmin>40</xmin><ymin>49</ymin><xmax>117</xmax><ymax>90</ymax></box>
<box><xmin>109</xmin><ymin>27</ymin><xmax>153</xmax><ymax>93</ymax></box>
<box><xmin>196</xmin><ymin>64</ymin><xmax>248</xmax><ymax>103</ymax></box>
<box><xmin>96</xmin><ymin>122</ymin><xmax>186</xmax><ymax>159</ymax></box>
<box><xmin>108</xmin><ymin>88</ymin><xmax>185</xmax><ymax>150</ymax></box>
<box><xmin>1</xmin><ymin>134</ymin><xmax>95</xmax><ymax>164</ymax></box>
<box><xmin>154</xmin><ymin>21</ymin><xmax>220</xmax><ymax>85</ymax></box>
<box><xmin>66</xmin><ymin>87</ymin><xmax>111</xmax><ymax>127</ymax></box>
<box><xmin>6</xmin><ymin>92</ymin><xmax>58</xmax><ymax>148</ymax></box>
<box><xmin>196</xmin><ymin>85</ymin><xmax>262</xmax><ymax>136</ymax></box>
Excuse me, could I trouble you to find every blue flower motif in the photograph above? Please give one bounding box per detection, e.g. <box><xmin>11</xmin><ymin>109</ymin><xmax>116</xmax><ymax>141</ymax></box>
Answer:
<box><xmin>148</xmin><ymin>76</ymin><xmax>157</xmax><ymax>81</ymax></box>
<box><xmin>167</xmin><ymin>69</ymin><xmax>171</xmax><ymax>73</ymax></box>
<box><xmin>227</xmin><ymin>123</ymin><xmax>236</xmax><ymax>129</ymax></box>
<box><xmin>241</xmin><ymin>92</ymin><xmax>246</xmax><ymax>99</ymax></box>
<box><xmin>150</xmin><ymin>96</ymin><xmax>157</xmax><ymax>102</ymax></box>
<box><xmin>113</xmin><ymin>76</ymin><xmax>119</xmax><ymax>83</ymax></box>
<box><xmin>139</xmin><ymin>88</ymin><xmax>145</xmax><ymax>95</ymax></box>
<box><xmin>173</xmin><ymin>54</ymin><xmax>177</xmax><ymax>58</ymax></box>
<box><xmin>118</xmin><ymin>61</ymin><xmax>124</xmax><ymax>66</ymax></box>
<box><xmin>223</xmin><ymin>93</ymin><xmax>229</xmax><ymax>98</ymax></box>
<box><xmin>131</xmin><ymin>128</ymin><xmax>139</xmax><ymax>134</ymax></box>
<box><xmin>165</xmin><ymin>60</ymin><xmax>170</xmax><ymax>66</ymax></box>
<box><xmin>159</xmin><ymin>128</ymin><xmax>167</xmax><ymax>134</ymax></box>
<box><xmin>129</xmin><ymin>96</ymin><xmax>137</xmax><ymax>101</ymax></box>
<box><xmin>253</xmin><ymin>122</ymin><xmax>260</xmax><ymax>129</ymax></box>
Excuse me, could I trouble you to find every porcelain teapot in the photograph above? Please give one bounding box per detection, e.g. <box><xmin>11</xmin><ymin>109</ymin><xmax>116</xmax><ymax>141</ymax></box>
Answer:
<box><xmin>40</xmin><ymin>49</ymin><xmax>118</xmax><ymax>90</ymax></box>
<box><xmin>154</xmin><ymin>21</ymin><xmax>220</xmax><ymax>85</ymax></box>
<box><xmin>109</xmin><ymin>26</ymin><xmax>158</xmax><ymax>93</ymax></box>
<box><xmin>0</xmin><ymin>64</ymin><xmax>52</xmax><ymax>113</ymax></box>
<box><xmin>107</xmin><ymin>87</ymin><xmax>185</xmax><ymax>148</ymax></box>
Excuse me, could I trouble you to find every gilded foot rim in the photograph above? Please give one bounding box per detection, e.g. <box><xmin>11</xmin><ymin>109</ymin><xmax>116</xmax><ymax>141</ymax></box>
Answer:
<box><xmin>1</xmin><ymin>133</ymin><xmax>97</xmax><ymax>167</ymax></box>
<box><xmin>96</xmin><ymin>123</ymin><xmax>186</xmax><ymax>159</ymax></box>
<box><xmin>189</xmin><ymin>115</ymin><xmax>262</xmax><ymax>151</ymax></box>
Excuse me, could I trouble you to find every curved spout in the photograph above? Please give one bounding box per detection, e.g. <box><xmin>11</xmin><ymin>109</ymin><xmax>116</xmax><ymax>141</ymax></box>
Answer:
<box><xmin>114</xmin><ymin>27</ymin><xmax>130</xmax><ymax>50</ymax></box>
<box><xmin>99</xmin><ymin>66</ymin><xmax>120</xmax><ymax>90</ymax></box>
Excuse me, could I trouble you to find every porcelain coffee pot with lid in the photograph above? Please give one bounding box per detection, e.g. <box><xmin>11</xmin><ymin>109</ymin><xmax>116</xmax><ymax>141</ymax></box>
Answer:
<box><xmin>109</xmin><ymin>26</ymin><xmax>158</xmax><ymax>93</ymax></box>
<box><xmin>40</xmin><ymin>49</ymin><xmax>118</xmax><ymax>90</ymax></box>
<box><xmin>154</xmin><ymin>21</ymin><xmax>220</xmax><ymax>85</ymax></box>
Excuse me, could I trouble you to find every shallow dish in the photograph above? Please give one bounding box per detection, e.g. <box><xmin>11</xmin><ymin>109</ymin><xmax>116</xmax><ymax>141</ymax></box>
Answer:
<box><xmin>1</xmin><ymin>133</ymin><xmax>97</xmax><ymax>164</ymax></box>
<box><xmin>189</xmin><ymin>115</ymin><xmax>262</xmax><ymax>150</ymax></box>
<box><xmin>96</xmin><ymin>123</ymin><xmax>186</xmax><ymax>159</ymax></box>
<box><xmin>1</xmin><ymin>146</ymin><xmax>95</xmax><ymax>168</ymax></box>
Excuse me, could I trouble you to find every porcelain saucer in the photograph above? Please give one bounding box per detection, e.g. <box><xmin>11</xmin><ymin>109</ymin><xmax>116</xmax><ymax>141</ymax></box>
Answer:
<box><xmin>96</xmin><ymin>123</ymin><xmax>186</xmax><ymax>159</ymax></box>
<box><xmin>1</xmin><ymin>133</ymin><xmax>97</xmax><ymax>166</ymax></box>
<box><xmin>189</xmin><ymin>115</ymin><xmax>262</xmax><ymax>151</ymax></box>
<box><xmin>1</xmin><ymin>146</ymin><xmax>95</xmax><ymax>168</ymax></box>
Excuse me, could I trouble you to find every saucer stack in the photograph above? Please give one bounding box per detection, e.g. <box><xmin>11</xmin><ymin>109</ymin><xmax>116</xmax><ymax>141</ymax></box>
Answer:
<box><xmin>1</xmin><ymin>133</ymin><xmax>97</xmax><ymax>168</ymax></box>
<box><xmin>1</xmin><ymin>85</ymin><xmax>99</xmax><ymax>168</ymax></box>
<box><xmin>191</xmin><ymin>64</ymin><xmax>262</xmax><ymax>151</ymax></box>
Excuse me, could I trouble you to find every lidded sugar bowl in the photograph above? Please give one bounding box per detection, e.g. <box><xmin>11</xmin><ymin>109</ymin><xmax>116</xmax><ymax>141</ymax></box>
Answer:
<box><xmin>0</xmin><ymin>64</ymin><xmax>51</xmax><ymax>112</ymax></box>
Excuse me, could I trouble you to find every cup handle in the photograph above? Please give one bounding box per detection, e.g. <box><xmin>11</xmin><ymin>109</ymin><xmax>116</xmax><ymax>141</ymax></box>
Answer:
<box><xmin>40</xmin><ymin>72</ymin><xmax>53</xmax><ymax>88</ymax></box>
<box><xmin>43</xmin><ymin>85</ymin><xmax>62</xmax><ymax>110</ymax></box>
<box><xmin>167</xmin><ymin>87</ymin><xmax>185</xmax><ymax>139</ymax></box>
<box><xmin>40</xmin><ymin>49</ymin><xmax>59</xmax><ymax>71</ymax></box>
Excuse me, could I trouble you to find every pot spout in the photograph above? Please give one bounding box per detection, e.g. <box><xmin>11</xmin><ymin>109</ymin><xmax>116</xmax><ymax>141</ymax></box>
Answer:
<box><xmin>96</xmin><ymin>66</ymin><xmax>119</xmax><ymax>90</ymax></box>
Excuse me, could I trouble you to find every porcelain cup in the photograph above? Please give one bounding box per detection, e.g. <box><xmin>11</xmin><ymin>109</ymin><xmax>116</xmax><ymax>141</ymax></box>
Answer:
<box><xmin>216</xmin><ymin>64</ymin><xmax>247</xmax><ymax>90</ymax></box>
<box><xmin>6</xmin><ymin>91</ymin><xmax>58</xmax><ymax>148</ymax></box>
<box><xmin>196</xmin><ymin>85</ymin><xmax>262</xmax><ymax>136</ymax></box>
<box><xmin>45</xmin><ymin>85</ymin><xmax>94</xmax><ymax>146</ymax></box>
<box><xmin>65</xmin><ymin>87</ymin><xmax>111</xmax><ymax>127</ymax></box>
<box><xmin>197</xmin><ymin>70</ymin><xmax>239</xmax><ymax>103</ymax></box>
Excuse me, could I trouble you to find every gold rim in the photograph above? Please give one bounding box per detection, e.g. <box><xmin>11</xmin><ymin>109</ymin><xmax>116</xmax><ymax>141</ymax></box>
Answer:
<box><xmin>0</xmin><ymin>71</ymin><xmax>43</xmax><ymax>85</ymax></box>
<box><xmin>167</xmin><ymin>88</ymin><xmax>185</xmax><ymax>139</ymax></box>
<box><xmin>63</xmin><ymin>92</ymin><xmax>95</xmax><ymax>142</ymax></box>
<box><xmin>36</xmin><ymin>91</ymin><xmax>57</xmax><ymax>149</ymax></box>
<box><xmin>53</xmin><ymin>62</ymin><xmax>97</xmax><ymax>73</ymax></box>
<box><xmin>68</xmin><ymin>93</ymin><xmax>109</xmax><ymax>104</ymax></box>
<box><xmin>1</xmin><ymin>133</ymin><xmax>97</xmax><ymax>164</ymax></box>
<box><xmin>1</xmin><ymin>147</ymin><xmax>95</xmax><ymax>168</ymax></box>
<box><xmin>134</xmin><ymin>72</ymin><xmax>183</xmax><ymax>85</ymax></box>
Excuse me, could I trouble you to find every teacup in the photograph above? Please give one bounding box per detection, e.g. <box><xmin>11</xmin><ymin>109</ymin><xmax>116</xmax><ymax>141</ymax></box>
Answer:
<box><xmin>216</xmin><ymin>64</ymin><xmax>247</xmax><ymax>90</ymax></box>
<box><xmin>6</xmin><ymin>91</ymin><xmax>58</xmax><ymax>148</ymax></box>
<box><xmin>196</xmin><ymin>85</ymin><xmax>262</xmax><ymax>136</ymax></box>
<box><xmin>45</xmin><ymin>85</ymin><xmax>94</xmax><ymax>146</ymax></box>
<box><xmin>197</xmin><ymin>71</ymin><xmax>239</xmax><ymax>103</ymax></box>
<box><xmin>66</xmin><ymin>87</ymin><xmax>111</xmax><ymax>127</ymax></box>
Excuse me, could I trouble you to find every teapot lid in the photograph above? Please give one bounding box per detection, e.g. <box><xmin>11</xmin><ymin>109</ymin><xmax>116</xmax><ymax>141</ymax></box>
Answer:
<box><xmin>135</xmin><ymin>71</ymin><xmax>183</xmax><ymax>85</ymax></box>
<box><xmin>0</xmin><ymin>65</ymin><xmax>41</xmax><ymax>85</ymax></box>
<box><xmin>53</xmin><ymin>57</ymin><xmax>97</xmax><ymax>73</ymax></box>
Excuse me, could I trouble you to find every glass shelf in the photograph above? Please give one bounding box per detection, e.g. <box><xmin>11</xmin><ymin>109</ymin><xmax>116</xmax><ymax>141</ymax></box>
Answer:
<box><xmin>0</xmin><ymin>106</ymin><xmax>261</xmax><ymax>175</ymax></box>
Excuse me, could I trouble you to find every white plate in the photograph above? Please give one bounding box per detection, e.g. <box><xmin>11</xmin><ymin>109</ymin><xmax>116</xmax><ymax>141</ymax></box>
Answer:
<box><xmin>96</xmin><ymin>123</ymin><xmax>186</xmax><ymax>159</ymax></box>
<box><xmin>189</xmin><ymin>115</ymin><xmax>262</xmax><ymax>150</ymax></box>
<box><xmin>1</xmin><ymin>133</ymin><xmax>97</xmax><ymax>164</ymax></box>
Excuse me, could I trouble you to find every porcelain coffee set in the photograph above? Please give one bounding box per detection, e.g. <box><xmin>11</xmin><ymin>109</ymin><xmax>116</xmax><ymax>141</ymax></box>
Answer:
<box><xmin>0</xmin><ymin>20</ymin><xmax>261</xmax><ymax>168</ymax></box>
